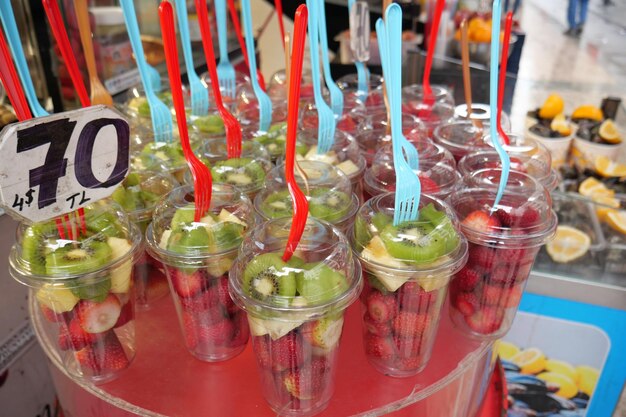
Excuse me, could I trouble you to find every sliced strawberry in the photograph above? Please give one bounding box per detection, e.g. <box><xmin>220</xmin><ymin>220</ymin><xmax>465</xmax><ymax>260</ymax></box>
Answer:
<box><xmin>392</xmin><ymin>312</ymin><xmax>431</xmax><ymax>338</ymax></box>
<box><xmin>337</xmin><ymin>116</ymin><xmax>357</xmax><ymax>133</ymax></box>
<box><xmin>495</xmin><ymin>209</ymin><xmax>514</xmax><ymax>228</ymax></box>
<box><xmin>226</xmin><ymin>313</ymin><xmax>249</xmax><ymax>348</ymax></box>
<box><xmin>395</xmin><ymin>355</ymin><xmax>423</xmax><ymax>371</ymax></box>
<box><xmin>394</xmin><ymin>333</ymin><xmax>422</xmax><ymax>359</ymax></box>
<box><xmin>179</xmin><ymin>288</ymin><xmax>221</xmax><ymax>315</ymax></box>
<box><xmin>495</xmin><ymin>247</ymin><xmax>528</xmax><ymax>266</ymax></box>
<box><xmin>470</xmin><ymin>245</ymin><xmax>498</xmax><ymax>270</ymax></box>
<box><xmin>182</xmin><ymin>310</ymin><xmax>231</xmax><ymax>349</ymax></box>
<box><xmin>489</xmin><ymin>264</ymin><xmax>517</xmax><ymax>286</ymax></box>
<box><xmin>515</xmin><ymin>207</ymin><xmax>540</xmax><ymax>229</ymax></box>
<box><xmin>270</xmin><ymin>332</ymin><xmax>305</xmax><ymax>372</ymax></box>
<box><xmin>201</xmin><ymin>319</ymin><xmax>235</xmax><ymax>346</ymax></box>
<box><xmin>75</xmin><ymin>331</ymin><xmax>130</xmax><ymax>374</ymax></box>
<box><xmin>40</xmin><ymin>305</ymin><xmax>66</xmax><ymax>323</ymax></box>
<box><xmin>170</xmin><ymin>269</ymin><xmax>204</xmax><ymax>299</ymax></box>
<box><xmin>418</xmin><ymin>175</ymin><xmax>441</xmax><ymax>195</ymax></box>
<box><xmin>58</xmin><ymin>319</ymin><xmax>98</xmax><ymax>351</ymax></box>
<box><xmin>364</xmin><ymin>334</ymin><xmax>395</xmax><ymax>360</ymax></box>
<box><xmin>114</xmin><ymin>301</ymin><xmax>133</xmax><ymax>328</ymax></box>
<box><xmin>452</xmin><ymin>291</ymin><xmax>480</xmax><ymax>317</ymax></box>
<box><xmin>363</xmin><ymin>313</ymin><xmax>392</xmax><ymax>336</ymax></box>
<box><xmin>301</xmin><ymin>317</ymin><xmax>344</xmax><ymax>351</ymax></box>
<box><xmin>499</xmin><ymin>285</ymin><xmax>524</xmax><ymax>308</ymax></box>
<box><xmin>252</xmin><ymin>335</ymin><xmax>272</xmax><ymax>369</ymax></box>
<box><xmin>465</xmin><ymin>306</ymin><xmax>505</xmax><ymax>335</ymax></box>
<box><xmin>454</xmin><ymin>267</ymin><xmax>482</xmax><ymax>292</ymax></box>
<box><xmin>216</xmin><ymin>276</ymin><xmax>238</xmax><ymax>315</ymax></box>
<box><xmin>283</xmin><ymin>357</ymin><xmax>328</xmax><ymax>400</ymax></box>
<box><xmin>482</xmin><ymin>285</ymin><xmax>504</xmax><ymax>306</ymax></box>
<box><xmin>76</xmin><ymin>295</ymin><xmax>121</xmax><ymax>334</ymax></box>
<box><xmin>366</xmin><ymin>291</ymin><xmax>397</xmax><ymax>323</ymax></box>
<box><xmin>462</xmin><ymin>210</ymin><xmax>501</xmax><ymax>233</ymax></box>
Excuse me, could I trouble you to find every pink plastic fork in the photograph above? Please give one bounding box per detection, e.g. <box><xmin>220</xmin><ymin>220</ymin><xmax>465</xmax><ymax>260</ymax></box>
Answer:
<box><xmin>227</xmin><ymin>0</ymin><xmax>266</xmax><ymax>90</ymax></box>
<box><xmin>497</xmin><ymin>12</ymin><xmax>513</xmax><ymax>146</ymax></box>
<box><xmin>282</xmin><ymin>5</ymin><xmax>309</xmax><ymax>262</ymax></box>
<box><xmin>160</xmin><ymin>1</ymin><xmax>212</xmax><ymax>221</ymax></box>
<box><xmin>195</xmin><ymin>0</ymin><xmax>242</xmax><ymax>159</ymax></box>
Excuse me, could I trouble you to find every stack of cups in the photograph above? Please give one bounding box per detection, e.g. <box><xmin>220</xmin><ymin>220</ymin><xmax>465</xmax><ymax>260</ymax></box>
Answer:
<box><xmin>229</xmin><ymin>217</ymin><xmax>362</xmax><ymax>416</ymax></box>
<box><xmin>10</xmin><ymin>201</ymin><xmax>143</xmax><ymax>383</ymax></box>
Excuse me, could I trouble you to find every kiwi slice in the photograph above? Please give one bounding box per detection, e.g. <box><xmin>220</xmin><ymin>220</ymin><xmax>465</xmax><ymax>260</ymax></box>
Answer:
<box><xmin>419</xmin><ymin>204</ymin><xmax>460</xmax><ymax>252</ymax></box>
<box><xmin>308</xmin><ymin>188</ymin><xmax>351</xmax><ymax>223</ymax></box>
<box><xmin>70</xmin><ymin>277</ymin><xmax>112</xmax><ymax>302</ymax></box>
<box><xmin>125</xmin><ymin>173</ymin><xmax>141</xmax><ymax>187</ymax></box>
<box><xmin>171</xmin><ymin>205</ymin><xmax>196</xmax><ymax>229</ymax></box>
<box><xmin>286</xmin><ymin>255</ymin><xmax>306</xmax><ymax>269</ymax></box>
<box><xmin>111</xmin><ymin>186</ymin><xmax>142</xmax><ymax>212</ymax></box>
<box><xmin>21</xmin><ymin>221</ymin><xmax>57</xmax><ymax>275</ymax></box>
<box><xmin>208</xmin><ymin>221</ymin><xmax>245</xmax><ymax>252</ymax></box>
<box><xmin>167</xmin><ymin>227</ymin><xmax>211</xmax><ymax>256</ymax></box>
<box><xmin>84</xmin><ymin>207</ymin><xmax>125</xmax><ymax>238</ymax></box>
<box><xmin>260</xmin><ymin>190</ymin><xmax>293</xmax><ymax>218</ymax></box>
<box><xmin>45</xmin><ymin>240</ymin><xmax>112</xmax><ymax>276</ymax></box>
<box><xmin>380</xmin><ymin>221</ymin><xmax>447</xmax><ymax>264</ymax></box>
<box><xmin>243</xmin><ymin>253</ymin><xmax>297</xmax><ymax>302</ymax></box>
<box><xmin>210</xmin><ymin>158</ymin><xmax>266</xmax><ymax>190</ymax></box>
<box><xmin>372</xmin><ymin>212</ymin><xmax>392</xmax><ymax>232</ymax></box>
<box><xmin>353</xmin><ymin>216</ymin><xmax>372</xmax><ymax>251</ymax></box>
<box><xmin>296</xmin><ymin>262</ymin><xmax>348</xmax><ymax>303</ymax></box>
<box><xmin>141</xmin><ymin>142</ymin><xmax>185</xmax><ymax>166</ymax></box>
<box><xmin>193</xmin><ymin>114</ymin><xmax>225</xmax><ymax>134</ymax></box>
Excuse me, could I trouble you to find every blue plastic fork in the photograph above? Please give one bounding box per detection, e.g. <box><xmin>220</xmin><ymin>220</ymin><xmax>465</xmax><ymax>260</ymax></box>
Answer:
<box><xmin>174</xmin><ymin>0</ymin><xmax>209</xmax><ymax>116</ymax></box>
<box><xmin>306</xmin><ymin>0</ymin><xmax>336</xmax><ymax>155</ymax></box>
<box><xmin>215</xmin><ymin>0</ymin><xmax>236</xmax><ymax>99</ymax></box>
<box><xmin>121</xmin><ymin>0</ymin><xmax>173</xmax><ymax>143</ymax></box>
<box><xmin>0</xmin><ymin>1</ymin><xmax>48</xmax><ymax>116</ymax></box>
<box><xmin>348</xmin><ymin>0</ymin><xmax>370</xmax><ymax>101</ymax></box>
<box><xmin>379</xmin><ymin>6</ymin><xmax>420</xmax><ymax>226</ymax></box>
<box><xmin>241</xmin><ymin>0</ymin><xmax>273</xmax><ymax>132</ymax></box>
<box><xmin>146</xmin><ymin>63</ymin><xmax>162</xmax><ymax>92</ymax></box>
<box><xmin>317</xmin><ymin>0</ymin><xmax>343</xmax><ymax>119</ymax></box>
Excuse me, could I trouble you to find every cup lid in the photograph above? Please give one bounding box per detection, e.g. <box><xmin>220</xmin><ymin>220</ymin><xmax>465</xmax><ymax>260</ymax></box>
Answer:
<box><xmin>433</xmin><ymin>121</ymin><xmax>491</xmax><ymax>157</ymax></box>
<box><xmin>109</xmin><ymin>170</ymin><xmax>179</xmax><ymax>221</ymax></box>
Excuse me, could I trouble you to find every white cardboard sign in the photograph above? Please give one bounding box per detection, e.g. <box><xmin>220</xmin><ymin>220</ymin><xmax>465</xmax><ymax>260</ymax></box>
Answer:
<box><xmin>0</xmin><ymin>105</ymin><xmax>130</xmax><ymax>222</ymax></box>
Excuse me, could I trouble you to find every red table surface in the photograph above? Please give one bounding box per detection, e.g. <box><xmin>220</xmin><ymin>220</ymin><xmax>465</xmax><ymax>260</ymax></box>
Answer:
<box><xmin>39</xmin><ymin>294</ymin><xmax>496</xmax><ymax>417</ymax></box>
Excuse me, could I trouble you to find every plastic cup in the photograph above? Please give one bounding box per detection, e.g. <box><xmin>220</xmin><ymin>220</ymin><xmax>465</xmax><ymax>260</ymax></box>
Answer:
<box><xmin>351</xmin><ymin>193</ymin><xmax>468</xmax><ymax>376</ymax></box>
<box><xmin>237</xmin><ymin>102</ymin><xmax>289</xmax><ymax>135</ymax></box>
<box><xmin>201</xmin><ymin>70</ymin><xmax>250</xmax><ymax>111</ymax></box>
<box><xmin>336</xmin><ymin>73</ymin><xmax>385</xmax><ymax>113</ymax></box>
<box><xmin>9</xmin><ymin>201</ymin><xmax>143</xmax><ymax>383</ymax></box>
<box><xmin>299</xmin><ymin>101</ymin><xmax>364</xmax><ymax>137</ymax></box>
<box><xmin>267</xmin><ymin>69</ymin><xmax>320</xmax><ymax>104</ymax></box>
<box><xmin>110</xmin><ymin>171</ymin><xmax>179</xmax><ymax>309</ymax></box>
<box><xmin>459</xmin><ymin>133</ymin><xmax>560</xmax><ymax>192</ymax></box>
<box><xmin>401</xmin><ymin>84</ymin><xmax>456</xmax><ymax>136</ymax></box>
<box><xmin>145</xmin><ymin>184</ymin><xmax>255</xmax><ymax>361</ymax></box>
<box><xmin>433</xmin><ymin>120</ymin><xmax>491</xmax><ymax>163</ymax></box>
<box><xmin>229</xmin><ymin>217</ymin><xmax>362</xmax><ymax>416</ymax></box>
<box><xmin>571</xmin><ymin>121</ymin><xmax>623</xmax><ymax>170</ymax></box>
<box><xmin>448</xmin><ymin>169</ymin><xmax>557</xmax><ymax>340</ymax></box>
<box><xmin>454</xmin><ymin>103</ymin><xmax>512</xmax><ymax>132</ymax></box>
<box><xmin>130</xmin><ymin>131</ymin><xmax>196</xmax><ymax>184</ymax></box>
<box><xmin>254</xmin><ymin>160</ymin><xmax>359</xmax><ymax>235</ymax></box>
<box><xmin>188</xmin><ymin>111</ymin><xmax>227</xmax><ymax>141</ymax></box>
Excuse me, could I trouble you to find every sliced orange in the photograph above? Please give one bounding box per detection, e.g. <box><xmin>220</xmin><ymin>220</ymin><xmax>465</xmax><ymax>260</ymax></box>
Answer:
<box><xmin>550</xmin><ymin>113</ymin><xmax>572</xmax><ymax>136</ymax></box>
<box><xmin>598</xmin><ymin>120</ymin><xmax>622</xmax><ymax>144</ymax></box>
<box><xmin>546</xmin><ymin>225</ymin><xmax>591</xmax><ymax>263</ymax></box>
<box><xmin>595</xmin><ymin>156</ymin><xmax>626</xmax><ymax>177</ymax></box>
<box><xmin>605</xmin><ymin>211</ymin><xmax>626</xmax><ymax>235</ymax></box>
<box><xmin>592</xmin><ymin>194</ymin><xmax>620</xmax><ymax>220</ymax></box>
<box><xmin>572</xmin><ymin>105</ymin><xmax>603</xmax><ymax>121</ymax></box>
<box><xmin>579</xmin><ymin>177</ymin><xmax>613</xmax><ymax>197</ymax></box>
<box><xmin>510</xmin><ymin>348</ymin><xmax>547</xmax><ymax>375</ymax></box>
<box><xmin>539</xmin><ymin>94</ymin><xmax>565</xmax><ymax>120</ymax></box>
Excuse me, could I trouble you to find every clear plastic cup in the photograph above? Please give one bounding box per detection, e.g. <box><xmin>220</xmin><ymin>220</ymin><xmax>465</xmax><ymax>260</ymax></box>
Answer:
<box><xmin>145</xmin><ymin>184</ymin><xmax>255</xmax><ymax>361</ymax></box>
<box><xmin>267</xmin><ymin>69</ymin><xmax>320</xmax><ymax>104</ymax></box>
<box><xmin>459</xmin><ymin>133</ymin><xmax>560</xmax><ymax>192</ymax></box>
<box><xmin>130</xmin><ymin>131</ymin><xmax>197</xmax><ymax>184</ymax></box>
<box><xmin>448</xmin><ymin>169</ymin><xmax>557</xmax><ymax>340</ymax></box>
<box><xmin>433</xmin><ymin>121</ymin><xmax>491</xmax><ymax>163</ymax></box>
<box><xmin>351</xmin><ymin>193</ymin><xmax>468</xmax><ymax>376</ymax></box>
<box><xmin>9</xmin><ymin>201</ymin><xmax>143</xmax><ymax>383</ymax></box>
<box><xmin>201</xmin><ymin>70</ymin><xmax>250</xmax><ymax>111</ymax></box>
<box><xmin>336</xmin><ymin>73</ymin><xmax>385</xmax><ymax>113</ymax></box>
<box><xmin>242</xmin><ymin>122</ymin><xmax>310</xmax><ymax>163</ymax></box>
<box><xmin>110</xmin><ymin>171</ymin><xmax>179</xmax><ymax>309</ymax></box>
<box><xmin>402</xmin><ymin>84</ymin><xmax>455</xmax><ymax>107</ymax></box>
<box><xmin>229</xmin><ymin>217</ymin><xmax>363</xmax><ymax>416</ymax></box>
<box><xmin>237</xmin><ymin>101</ymin><xmax>289</xmax><ymax>135</ymax></box>
<box><xmin>188</xmin><ymin>111</ymin><xmax>226</xmax><ymax>140</ymax></box>
<box><xmin>299</xmin><ymin>100</ymin><xmax>364</xmax><ymax>137</ymax></box>
<box><xmin>454</xmin><ymin>103</ymin><xmax>512</xmax><ymax>132</ymax></box>
<box><xmin>401</xmin><ymin>84</ymin><xmax>456</xmax><ymax>135</ymax></box>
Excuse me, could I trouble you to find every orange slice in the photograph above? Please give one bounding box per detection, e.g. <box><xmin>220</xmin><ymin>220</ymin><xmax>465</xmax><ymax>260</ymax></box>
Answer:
<box><xmin>539</xmin><ymin>94</ymin><xmax>565</xmax><ymax>120</ymax></box>
<box><xmin>546</xmin><ymin>225</ymin><xmax>591</xmax><ymax>263</ymax></box>
<box><xmin>595</xmin><ymin>156</ymin><xmax>626</xmax><ymax>177</ymax></box>
<box><xmin>598</xmin><ymin>120</ymin><xmax>622</xmax><ymax>144</ymax></box>
<box><xmin>605</xmin><ymin>211</ymin><xmax>626</xmax><ymax>235</ymax></box>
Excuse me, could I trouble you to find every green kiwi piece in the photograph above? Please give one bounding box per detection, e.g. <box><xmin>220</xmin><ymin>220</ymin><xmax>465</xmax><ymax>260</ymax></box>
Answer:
<box><xmin>71</xmin><ymin>278</ymin><xmax>111</xmax><ymax>302</ymax></box>
<box><xmin>167</xmin><ymin>227</ymin><xmax>211</xmax><ymax>256</ymax></box>
<box><xmin>380</xmin><ymin>221</ymin><xmax>447</xmax><ymax>264</ymax></box>
<box><xmin>210</xmin><ymin>158</ymin><xmax>266</xmax><ymax>190</ymax></box>
<box><xmin>171</xmin><ymin>205</ymin><xmax>196</xmax><ymax>229</ymax></box>
<box><xmin>193</xmin><ymin>114</ymin><xmax>225</xmax><ymax>134</ymax></box>
<box><xmin>286</xmin><ymin>255</ymin><xmax>306</xmax><ymax>269</ymax></box>
<box><xmin>243</xmin><ymin>253</ymin><xmax>297</xmax><ymax>302</ymax></box>
<box><xmin>353</xmin><ymin>216</ymin><xmax>372</xmax><ymax>251</ymax></box>
<box><xmin>366</xmin><ymin>272</ymin><xmax>390</xmax><ymax>294</ymax></box>
<box><xmin>84</xmin><ymin>208</ymin><xmax>124</xmax><ymax>238</ymax></box>
<box><xmin>260</xmin><ymin>190</ymin><xmax>293</xmax><ymax>218</ymax></box>
<box><xmin>419</xmin><ymin>204</ymin><xmax>460</xmax><ymax>252</ymax></box>
<box><xmin>419</xmin><ymin>203</ymin><xmax>446</xmax><ymax>225</ymax></box>
<box><xmin>111</xmin><ymin>186</ymin><xmax>139</xmax><ymax>212</ymax></box>
<box><xmin>21</xmin><ymin>222</ymin><xmax>56</xmax><ymax>275</ymax></box>
<box><xmin>141</xmin><ymin>142</ymin><xmax>186</xmax><ymax>166</ymax></box>
<box><xmin>308</xmin><ymin>188</ymin><xmax>351</xmax><ymax>223</ymax></box>
<box><xmin>45</xmin><ymin>240</ymin><xmax>112</xmax><ymax>276</ymax></box>
<box><xmin>208</xmin><ymin>221</ymin><xmax>245</xmax><ymax>252</ymax></box>
<box><xmin>296</xmin><ymin>262</ymin><xmax>348</xmax><ymax>302</ymax></box>
<box><xmin>372</xmin><ymin>212</ymin><xmax>392</xmax><ymax>232</ymax></box>
<box><xmin>139</xmin><ymin>189</ymin><xmax>161</xmax><ymax>206</ymax></box>
<box><xmin>137</xmin><ymin>99</ymin><xmax>151</xmax><ymax>118</ymax></box>
<box><xmin>125</xmin><ymin>173</ymin><xmax>141</xmax><ymax>187</ymax></box>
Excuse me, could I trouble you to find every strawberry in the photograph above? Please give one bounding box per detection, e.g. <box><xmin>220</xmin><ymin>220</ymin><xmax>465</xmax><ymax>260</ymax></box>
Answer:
<box><xmin>283</xmin><ymin>357</ymin><xmax>328</xmax><ymax>400</ymax></box>
<box><xmin>75</xmin><ymin>331</ymin><xmax>129</xmax><ymax>374</ymax></box>
<box><xmin>452</xmin><ymin>291</ymin><xmax>479</xmax><ymax>317</ymax></box>
<box><xmin>499</xmin><ymin>285</ymin><xmax>524</xmax><ymax>308</ymax></box>
<box><xmin>366</xmin><ymin>291</ymin><xmax>397</xmax><ymax>323</ymax></box>
<box><xmin>454</xmin><ymin>267</ymin><xmax>482</xmax><ymax>292</ymax></box>
<box><xmin>482</xmin><ymin>285</ymin><xmax>504</xmax><ymax>306</ymax></box>
<box><xmin>270</xmin><ymin>332</ymin><xmax>305</xmax><ymax>372</ymax></box>
<box><xmin>363</xmin><ymin>313</ymin><xmax>392</xmax><ymax>336</ymax></box>
<box><xmin>418</xmin><ymin>175</ymin><xmax>441</xmax><ymax>194</ymax></box>
<box><xmin>495</xmin><ymin>209</ymin><xmax>514</xmax><ymax>228</ymax></box>
<box><xmin>462</xmin><ymin>210</ymin><xmax>501</xmax><ymax>233</ymax></box>
<box><xmin>489</xmin><ymin>264</ymin><xmax>517</xmax><ymax>286</ymax></box>
<box><xmin>392</xmin><ymin>312</ymin><xmax>431</xmax><ymax>338</ymax></box>
<box><xmin>216</xmin><ymin>276</ymin><xmax>238</xmax><ymax>315</ymax></box>
<box><xmin>227</xmin><ymin>313</ymin><xmax>249</xmax><ymax>348</ymax></box>
<box><xmin>337</xmin><ymin>116</ymin><xmax>357</xmax><ymax>133</ymax></box>
<box><xmin>364</xmin><ymin>334</ymin><xmax>395</xmax><ymax>360</ymax></box>
<box><xmin>301</xmin><ymin>316</ymin><xmax>344</xmax><ymax>351</ymax></box>
<box><xmin>114</xmin><ymin>301</ymin><xmax>133</xmax><ymax>328</ymax></box>
<box><xmin>470</xmin><ymin>246</ymin><xmax>497</xmax><ymax>270</ymax></box>
<box><xmin>465</xmin><ymin>306</ymin><xmax>504</xmax><ymax>335</ymax></box>
<box><xmin>40</xmin><ymin>305</ymin><xmax>66</xmax><ymax>323</ymax></box>
<box><xmin>252</xmin><ymin>335</ymin><xmax>272</xmax><ymax>369</ymax></box>
<box><xmin>516</xmin><ymin>207</ymin><xmax>540</xmax><ymax>229</ymax></box>
<box><xmin>58</xmin><ymin>319</ymin><xmax>98</xmax><ymax>351</ymax></box>
<box><xmin>394</xmin><ymin>334</ymin><xmax>422</xmax><ymax>359</ymax></box>
<box><xmin>76</xmin><ymin>295</ymin><xmax>121</xmax><ymax>334</ymax></box>
<box><xmin>395</xmin><ymin>355</ymin><xmax>423</xmax><ymax>371</ymax></box>
<box><xmin>179</xmin><ymin>287</ymin><xmax>221</xmax><ymax>315</ymax></box>
<box><xmin>495</xmin><ymin>248</ymin><xmax>528</xmax><ymax>266</ymax></box>
<box><xmin>170</xmin><ymin>269</ymin><xmax>204</xmax><ymax>299</ymax></box>
<box><xmin>202</xmin><ymin>319</ymin><xmax>235</xmax><ymax>346</ymax></box>
<box><xmin>397</xmin><ymin>282</ymin><xmax>437</xmax><ymax>313</ymax></box>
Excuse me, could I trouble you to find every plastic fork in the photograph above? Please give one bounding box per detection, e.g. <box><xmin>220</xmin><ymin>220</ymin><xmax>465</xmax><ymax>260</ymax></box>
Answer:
<box><xmin>488</xmin><ymin>0</ymin><xmax>510</xmax><ymax>209</ymax></box>
<box><xmin>146</xmin><ymin>63</ymin><xmax>162</xmax><ymax>92</ymax></box>
<box><xmin>227</xmin><ymin>0</ymin><xmax>266</xmax><ymax>90</ymax></box>
<box><xmin>419</xmin><ymin>0</ymin><xmax>445</xmax><ymax>118</ymax></box>
<box><xmin>195</xmin><ymin>0</ymin><xmax>242</xmax><ymax>159</ymax></box>
<box><xmin>305</xmin><ymin>0</ymin><xmax>335</xmax><ymax>155</ymax></box>
<box><xmin>282</xmin><ymin>5</ymin><xmax>309</xmax><ymax>263</ymax></box>
<box><xmin>74</xmin><ymin>0</ymin><xmax>113</xmax><ymax>106</ymax></box>
<box><xmin>0</xmin><ymin>1</ymin><xmax>48</xmax><ymax>116</ymax></box>
<box><xmin>160</xmin><ymin>1</ymin><xmax>212</xmax><ymax>221</ymax></box>
<box><xmin>274</xmin><ymin>0</ymin><xmax>286</xmax><ymax>50</ymax></box>
<box><xmin>348</xmin><ymin>0</ymin><xmax>370</xmax><ymax>100</ymax></box>
<box><xmin>379</xmin><ymin>6</ymin><xmax>420</xmax><ymax>226</ymax></box>
<box><xmin>317</xmin><ymin>0</ymin><xmax>344</xmax><ymax>118</ymax></box>
<box><xmin>241</xmin><ymin>0</ymin><xmax>273</xmax><ymax>132</ymax></box>
<box><xmin>497</xmin><ymin>12</ymin><xmax>514</xmax><ymax>146</ymax></box>
<box><xmin>174</xmin><ymin>0</ymin><xmax>209</xmax><ymax>116</ymax></box>
<box><xmin>121</xmin><ymin>0</ymin><xmax>173</xmax><ymax>143</ymax></box>
<box><xmin>215</xmin><ymin>0</ymin><xmax>237</xmax><ymax>99</ymax></box>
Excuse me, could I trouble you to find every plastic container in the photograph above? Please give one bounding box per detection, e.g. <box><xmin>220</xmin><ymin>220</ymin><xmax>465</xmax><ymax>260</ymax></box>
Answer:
<box><xmin>90</xmin><ymin>7</ymin><xmax>135</xmax><ymax>81</ymax></box>
<box><xmin>130</xmin><ymin>132</ymin><xmax>193</xmax><ymax>184</ymax></box>
<box><xmin>401</xmin><ymin>84</ymin><xmax>455</xmax><ymax>135</ymax></box>
<box><xmin>336</xmin><ymin>73</ymin><xmax>385</xmax><ymax>112</ymax></box>
<box><xmin>237</xmin><ymin>101</ymin><xmax>289</xmax><ymax>136</ymax></box>
<box><xmin>201</xmin><ymin>70</ymin><xmax>250</xmax><ymax>111</ymax></box>
<box><xmin>229</xmin><ymin>217</ymin><xmax>363</xmax><ymax>416</ymax></box>
<box><xmin>454</xmin><ymin>103</ymin><xmax>511</xmax><ymax>132</ymax></box>
<box><xmin>109</xmin><ymin>171</ymin><xmax>179</xmax><ymax>309</ymax></box>
<box><xmin>267</xmin><ymin>69</ymin><xmax>321</xmax><ymax>104</ymax></box>
<box><xmin>525</xmin><ymin>120</ymin><xmax>575</xmax><ymax>169</ymax></box>
<box><xmin>254</xmin><ymin>160</ymin><xmax>359</xmax><ymax>235</ymax></box>
<box><xmin>351</xmin><ymin>193</ymin><xmax>468</xmax><ymax>376</ymax></box>
<box><xmin>433</xmin><ymin>121</ymin><xmax>491</xmax><ymax>163</ymax></box>
<box><xmin>9</xmin><ymin>201</ymin><xmax>143</xmax><ymax>383</ymax></box>
<box><xmin>145</xmin><ymin>184</ymin><xmax>255</xmax><ymax>362</ymax></box>
<box><xmin>448</xmin><ymin>169</ymin><xmax>557</xmax><ymax>340</ymax></box>
<box><xmin>299</xmin><ymin>101</ymin><xmax>364</xmax><ymax>137</ymax></box>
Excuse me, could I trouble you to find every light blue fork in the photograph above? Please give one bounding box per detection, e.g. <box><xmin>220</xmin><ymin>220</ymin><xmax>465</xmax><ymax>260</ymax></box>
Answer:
<box><xmin>317</xmin><ymin>0</ymin><xmax>343</xmax><ymax>119</ymax></box>
<box><xmin>379</xmin><ymin>6</ymin><xmax>420</xmax><ymax>225</ymax></box>
<box><xmin>121</xmin><ymin>0</ymin><xmax>173</xmax><ymax>143</ymax></box>
<box><xmin>0</xmin><ymin>1</ymin><xmax>48</xmax><ymax>116</ymax></box>
<box><xmin>174</xmin><ymin>0</ymin><xmax>209</xmax><ymax>116</ymax></box>
<box><xmin>241</xmin><ymin>0</ymin><xmax>272</xmax><ymax>132</ymax></box>
<box><xmin>306</xmin><ymin>0</ymin><xmax>335</xmax><ymax>155</ymax></box>
<box><xmin>215</xmin><ymin>0</ymin><xmax>236</xmax><ymax>99</ymax></box>
<box><xmin>348</xmin><ymin>0</ymin><xmax>370</xmax><ymax>101</ymax></box>
<box><xmin>146</xmin><ymin>63</ymin><xmax>162</xmax><ymax>92</ymax></box>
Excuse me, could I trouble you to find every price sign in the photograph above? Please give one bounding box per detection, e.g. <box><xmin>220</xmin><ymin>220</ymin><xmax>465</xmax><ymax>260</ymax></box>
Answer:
<box><xmin>0</xmin><ymin>105</ymin><xmax>130</xmax><ymax>222</ymax></box>
<box><xmin>349</xmin><ymin>1</ymin><xmax>370</xmax><ymax>62</ymax></box>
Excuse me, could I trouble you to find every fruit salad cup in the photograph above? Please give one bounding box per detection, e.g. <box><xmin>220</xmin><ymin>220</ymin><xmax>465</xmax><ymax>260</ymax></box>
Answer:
<box><xmin>401</xmin><ymin>84</ymin><xmax>456</xmax><ymax>136</ymax></box>
<box><xmin>454</xmin><ymin>103</ymin><xmax>512</xmax><ymax>132</ymax></box>
<box><xmin>110</xmin><ymin>171</ymin><xmax>179</xmax><ymax>309</ymax></box>
<box><xmin>433</xmin><ymin>120</ymin><xmax>491</xmax><ymax>163</ymax></box>
<box><xmin>237</xmin><ymin>102</ymin><xmax>289</xmax><ymax>136</ymax></box>
<box><xmin>254</xmin><ymin>160</ymin><xmax>359</xmax><ymax>235</ymax></box>
<box><xmin>336</xmin><ymin>73</ymin><xmax>385</xmax><ymax>113</ymax></box>
<box><xmin>229</xmin><ymin>217</ymin><xmax>363</xmax><ymax>416</ymax></box>
<box><xmin>201</xmin><ymin>70</ymin><xmax>251</xmax><ymax>111</ymax></box>
<box><xmin>146</xmin><ymin>184</ymin><xmax>255</xmax><ymax>361</ymax></box>
<box><xmin>9</xmin><ymin>201</ymin><xmax>143</xmax><ymax>383</ymax></box>
<box><xmin>448</xmin><ymin>169</ymin><xmax>557</xmax><ymax>340</ymax></box>
<box><xmin>299</xmin><ymin>101</ymin><xmax>365</xmax><ymax>138</ymax></box>
<box><xmin>121</xmin><ymin>80</ymin><xmax>189</xmax><ymax>133</ymax></box>
<box><xmin>459</xmin><ymin>133</ymin><xmax>560</xmax><ymax>192</ymax></box>
<box><xmin>571</xmin><ymin>119</ymin><xmax>623</xmax><ymax>171</ymax></box>
<box><xmin>243</xmin><ymin>122</ymin><xmax>309</xmax><ymax>163</ymax></box>
<box><xmin>267</xmin><ymin>69</ymin><xmax>319</xmax><ymax>104</ymax></box>
<box><xmin>189</xmin><ymin>112</ymin><xmax>226</xmax><ymax>140</ymax></box>
<box><xmin>351</xmin><ymin>193</ymin><xmax>468</xmax><ymax>376</ymax></box>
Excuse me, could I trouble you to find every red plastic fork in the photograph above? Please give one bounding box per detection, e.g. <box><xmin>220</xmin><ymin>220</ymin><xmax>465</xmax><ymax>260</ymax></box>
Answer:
<box><xmin>282</xmin><ymin>5</ymin><xmax>309</xmax><ymax>263</ymax></box>
<box><xmin>160</xmin><ymin>1</ymin><xmax>212</xmax><ymax>221</ymax></box>
<box><xmin>227</xmin><ymin>0</ymin><xmax>266</xmax><ymax>90</ymax></box>
<box><xmin>497</xmin><ymin>12</ymin><xmax>513</xmax><ymax>146</ymax></box>
<box><xmin>419</xmin><ymin>0</ymin><xmax>445</xmax><ymax>118</ymax></box>
<box><xmin>195</xmin><ymin>0</ymin><xmax>242</xmax><ymax>159</ymax></box>
<box><xmin>274</xmin><ymin>0</ymin><xmax>286</xmax><ymax>50</ymax></box>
